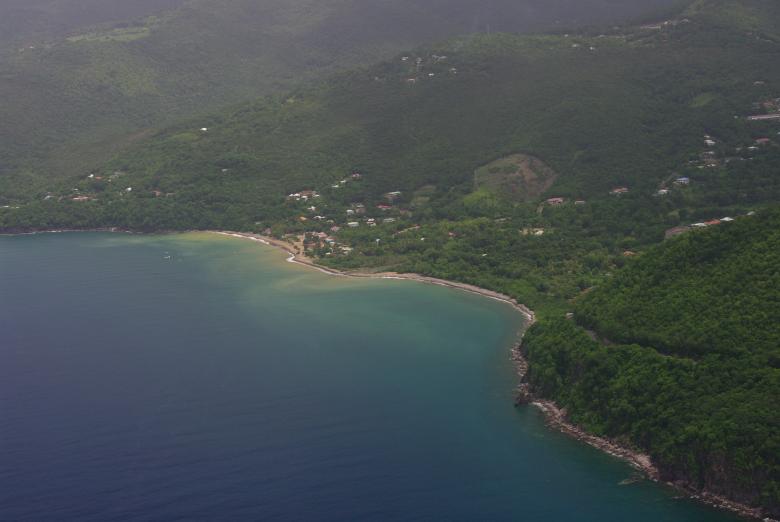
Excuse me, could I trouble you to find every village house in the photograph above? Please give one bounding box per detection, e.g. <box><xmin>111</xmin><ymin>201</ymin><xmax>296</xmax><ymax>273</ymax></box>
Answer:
<box><xmin>376</xmin><ymin>204</ymin><xmax>393</xmax><ymax>211</ymax></box>
<box><xmin>762</xmin><ymin>98</ymin><xmax>780</xmax><ymax>111</ymax></box>
<box><xmin>546</xmin><ymin>197</ymin><xmax>565</xmax><ymax>206</ymax></box>
<box><xmin>704</xmin><ymin>138</ymin><xmax>717</xmax><ymax>147</ymax></box>
<box><xmin>71</xmin><ymin>196</ymin><xmax>92</xmax><ymax>202</ymax></box>
<box><xmin>609</xmin><ymin>187</ymin><xmax>629</xmax><ymax>195</ymax></box>
<box><xmin>755</xmin><ymin>138</ymin><xmax>771</xmax><ymax>145</ymax></box>
<box><xmin>384</xmin><ymin>191</ymin><xmax>402</xmax><ymax>202</ymax></box>
<box><xmin>330</xmin><ymin>226</ymin><xmax>341</xmax><ymax>232</ymax></box>
<box><xmin>721</xmin><ymin>216</ymin><xmax>735</xmax><ymax>222</ymax></box>
<box><xmin>674</xmin><ymin>177</ymin><xmax>690</xmax><ymax>186</ymax></box>
<box><xmin>747</xmin><ymin>114</ymin><xmax>780</xmax><ymax>121</ymax></box>
<box><xmin>655</xmin><ymin>189</ymin><xmax>670</xmax><ymax>196</ymax></box>
<box><xmin>346</xmin><ymin>209</ymin><xmax>355</xmax><ymax>216</ymax></box>
<box><xmin>347</xmin><ymin>222</ymin><xmax>360</xmax><ymax>228</ymax></box>
<box><xmin>575</xmin><ymin>200</ymin><xmax>586</xmax><ymax>206</ymax></box>
<box><xmin>383</xmin><ymin>218</ymin><xmax>396</xmax><ymax>224</ymax></box>
<box><xmin>351</xmin><ymin>172</ymin><xmax>362</xmax><ymax>180</ymax></box>
<box><xmin>704</xmin><ymin>219</ymin><xmax>721</xmax><ymax>226</ymax></box>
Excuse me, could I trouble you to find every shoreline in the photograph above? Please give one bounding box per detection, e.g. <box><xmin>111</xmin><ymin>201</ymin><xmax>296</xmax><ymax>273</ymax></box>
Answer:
<box><xmin>211</xmin><ymin>231</ymin><xmax>771</xmax><ymax>520</ymax></box>
<box><xmin>211</xmin><ymin>231</ymin><xmax>537</xmax><ymax>323</ymax></box>
<box><xmin>3</xmin><ymin>228</ymin><xmax>770</xmax><ymax>520</ymax></box>
<box><xmin>511</xmin><ymin>350</ymin><xmax>770</xmax><ymax>521</ymax></box>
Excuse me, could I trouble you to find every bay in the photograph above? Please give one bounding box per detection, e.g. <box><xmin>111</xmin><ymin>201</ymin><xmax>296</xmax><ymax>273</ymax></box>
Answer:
<box><xmin>0</xmin><ymin>233</ymin><xmax>735</xmax><ymax>521</ymax></box>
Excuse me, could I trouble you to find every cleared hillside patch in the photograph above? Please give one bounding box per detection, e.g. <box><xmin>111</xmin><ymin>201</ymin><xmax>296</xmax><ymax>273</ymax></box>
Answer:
<box><xmin>475</xmin><ymin>154</ymin><xmax>558</xmax><ymax>202</ymax></box>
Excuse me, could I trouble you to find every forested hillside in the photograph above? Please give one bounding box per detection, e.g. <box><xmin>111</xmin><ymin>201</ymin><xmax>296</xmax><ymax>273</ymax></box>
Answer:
<box><xmin>0</xmin><ymin>0</ymin><xmax>186</xmax><ymax>47</ymax></box>
<box><xmin>3</xmin><ymin>0</ymin><xmax>778</xmax><ymax>313</ymax></box>
<box><xmin>522</xmin><ymin>210</ymin><xmax>780</xmax><ymax>516</ymax></box>
<box><xmin>0</xmin><ymin>0</ymin><xmax>679</xmax><ymax>192</ymax></box>
<box><xmin>2</xmin><ymin>0</ymin><xmax>779</xmax><ymax>516</ymax></box>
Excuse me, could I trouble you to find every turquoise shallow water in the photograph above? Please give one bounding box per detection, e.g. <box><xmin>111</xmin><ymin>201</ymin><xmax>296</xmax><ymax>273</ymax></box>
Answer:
<box><xmin>0</xmin><ymin>232</ymin><xmax>736</xmax><ymax>521</ymax></box>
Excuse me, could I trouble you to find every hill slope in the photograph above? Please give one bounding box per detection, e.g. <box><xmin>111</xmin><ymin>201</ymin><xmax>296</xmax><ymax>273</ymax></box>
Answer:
<box><xmin>2</xmin><ymin>0</ymin><xmax>779</xmax><ymax>312</ymax></box>
<box><xmin>2</xmin><ymin>1</ymin><xmax>779</xmax><ymax>516</ymax></box>
<box><xmin>522</xmin><ymin>210</ymin><xmax>780</xmax><ymax>516</ymax></box>
<box><xmin>0</xmin><ymin>0</ymin><xmax>680</xmax><ymax>190</ymax></box>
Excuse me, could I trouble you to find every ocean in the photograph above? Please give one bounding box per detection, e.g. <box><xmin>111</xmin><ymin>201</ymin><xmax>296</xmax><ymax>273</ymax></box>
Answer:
<box><xmin>0</xmin><ymin>232</ymin><xmax>736</xmax><ymax>521</ymax></box>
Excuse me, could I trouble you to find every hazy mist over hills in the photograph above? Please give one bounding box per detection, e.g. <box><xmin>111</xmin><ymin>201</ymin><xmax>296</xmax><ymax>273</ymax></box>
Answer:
<box><xmin>1</xmin><ymin>1</ymin><xmax>780</xmax><ymax>518</ymax></box>
<box><xmin>0</xmin><ymin>0</ymin><xmax>682</xmax><ymax>47</ymax></box>
<box><xmin>0</xmin><ymin>0</ymin><xmax>681</xmax><ymax>186</ymax></box>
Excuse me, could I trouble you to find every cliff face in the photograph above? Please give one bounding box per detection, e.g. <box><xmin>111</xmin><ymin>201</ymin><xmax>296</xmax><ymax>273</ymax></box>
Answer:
<box><xmin>657</xmin><ymin>450</ymin><xmax>777</xmax><ymax>517</ymax></box>
<box><xmin>520</xmin><ymin>306</ymin><xmax>780</xmax><ymax>519</ymax></box>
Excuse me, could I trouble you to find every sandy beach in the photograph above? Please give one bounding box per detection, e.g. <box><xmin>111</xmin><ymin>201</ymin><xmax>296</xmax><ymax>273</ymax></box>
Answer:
<box><xmin>211</xmin><ymin>231</ymin><xmax>536</xmax><ymax>323</ymax></box>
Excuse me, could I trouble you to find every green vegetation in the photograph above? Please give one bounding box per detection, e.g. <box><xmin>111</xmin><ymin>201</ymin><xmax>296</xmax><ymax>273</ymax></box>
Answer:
<box><xmin>474</xmin><ymin>154</ymin><xmax>558</xmax><ymax>202</ymax></box>
<box><xmin>0</xmin><ymin>0</ymin><xmax>679</xmax><ymax>189</ymax></box>
<box><xmin>522</xmin><ymin>210</ymin><xmax>780</xmax><ymax>515</ymax></box>
<box><xmin>1</xmin><ymin>0</ymin><xmax>779</xmax><ymax>515</ymax></box>
<box><xmin>4</xmin><ymin>0</ymin><xmax>779</xmax><ymax>314</ymax></box>
<box><xmin>66</xmin><ymin>23</ymin><xmax>156</xmax><ymax>43</ymax></box>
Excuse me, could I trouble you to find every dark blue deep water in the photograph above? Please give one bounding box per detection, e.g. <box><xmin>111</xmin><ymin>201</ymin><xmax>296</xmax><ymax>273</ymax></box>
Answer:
<box><xmin>0</xmin><ymin>233</ymin><xmax>736</xmax><ymax>521</ymax></box>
